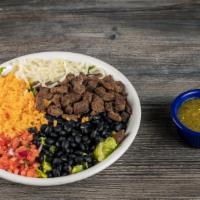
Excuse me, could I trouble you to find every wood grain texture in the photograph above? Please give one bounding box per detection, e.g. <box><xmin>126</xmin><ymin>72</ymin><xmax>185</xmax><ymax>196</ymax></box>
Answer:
<box><xmin>0</xmin><ymin>0</ymin><xmax>200</xmax><ymax>199</ymax></box>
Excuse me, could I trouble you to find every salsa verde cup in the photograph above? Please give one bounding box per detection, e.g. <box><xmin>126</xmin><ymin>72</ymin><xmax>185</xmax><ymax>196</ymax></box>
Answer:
<box><xmin>171</xmin><ymin>89</ymin><xmax>200</xmax><ymax>147</ymax></box>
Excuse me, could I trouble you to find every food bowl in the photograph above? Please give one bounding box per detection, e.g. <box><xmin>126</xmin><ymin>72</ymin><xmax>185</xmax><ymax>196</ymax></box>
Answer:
<box><xmin>171</xmin><ymin>89</ymin><xmax>200</xmax><ymax>147</ymax></box>
<box><xmin>0</xmin><ymin>52</ymin><xmax>141</xmax><ymax>186</ymax></box>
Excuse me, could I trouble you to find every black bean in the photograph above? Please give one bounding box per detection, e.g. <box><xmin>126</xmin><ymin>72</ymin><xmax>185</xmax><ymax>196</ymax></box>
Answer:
<box><xmin>75</xmin><ymin>156</ymin><xmax>83</xmax><ymax>162</ymax></box>
<box><xmin>37</xmin><ymin>156</ymin><xmax>44</xmax><ymax>163</ymax></box>
<box><xmin>61</xmin><ymin>172</ymin><xmax>69</xmax><ymax>176</ymax></box>
<box><xmin>43</xmin><ymin>148</ymin><xmax>50</xmax><ymax>155</ymax></box>
<box><xmin>41</xmin><ymin>124</ymin><xmax>48</xmax><ymax>132</ymax></box>
<box><xmin>75</xmin><ymin>150</ymin><xmax>82</xmax><ymax>156</ymax></box>
<box><xmin>114</xmin><ymin>123</ymin><xmax>123</xmax><ymax>131</ymax></box>
<box><xmin>98</xmin><ymin>124</ymin><xmax>104</xmax><ymax>132</ymax></box>
<box><xmin>69</xmin><ymin>154</ymin><xmax>76</xmax><ymax>159</ymax></box>
<box><xmin>47</xmin><ymin>156</ymin><xmax>53</xmax><ymax>162</ymax></box>
<box><xmin>63</xmin><ymin>125</ymin><xmax>72</xmax><ymax>132</ymax></box>
<box><xmin>28</xmin><ymin>127</ymin><xmax>37</xmax><ymax>134</ymax></box>
<box><xmin>80</xmin><ymin>123</ymin><xmax>89</xmax><ymax>130</ymax></box>
<box><xmin>95</xmin><ymin>136</ymin><xmax>101</xmax><ymax>143</ymax></box>
<box><xmin>72</xmin><ymin>131</ymin><xmax>77</xmax><ymax>137</ymax></box>
<box><xmin>93</xmin><ymin>115</ymin><xmax>101</xmax><ymax>120</ymax></box>
<box><xmin>52</xmin><ymin>158</ymin><xmax>61</xmax><ymax>166</ymax></box>
<box><xmin>33</xmin><ymin>140</ymin><xmax>40</xmax><ymax>147</ymax></box>
<box><xmin>82</xmin><ymin>136</ymin><xmax>89</xmax><ymax>142</ymax></box>
<box><xmin>59</xmin><ymin>130</ymin><xmax>66</xmax><ymax>136</ymax></box>
<box><xmin>54</xmin><ymin>125</ymin><xmax>62</xmax><ymax>133</ymax></box>
<box><xmin>46</xmin><ymin>138</ymin><xmax>55</xmax><ymax>145</ymax></box>
<box><xmin>44</xmin><ymin>126</ymin><xmax>52</xmax><ymax>134</ymax></box>
<box><xmin>55</xmin><ymin>141</ymin><xmax>61</xmax><ymax>148</ymax></box>
<box><xmin>90</xmin><ymin>145</ymin><xmax>96</xmax><ymax>151</ymax></box>
<box><xmin>58</xmin><ymin>137</ymin><xmax>65</xmax><ymax>143</ymax></box>
<box><xmin>68</xmin><ymin>136</ymin><xmax>73</xmax><ymax>142</ymax></box>
<box><xmin>39</xmin><ymin>132</ymin><xmax>46</xmax><ymax>137</ymax></box>
<box><xmin>65</xmin><ymin>148</ymin><xmax>70</xmax><ymax>153</ymax></box>
<box><xmin>62</xmin><ymin>164</ymin><xmax>69</xmax><ymax>171</ymax></box>
<box><xmin>56</xmin><ymin>151</ymin><xmax>63</xmax><ymax>157</ymax></box>
<box><xmin>68</xmin><ymin>160</ymin><xmax>73</xmax><ymax>166</ymax></box>
<box><xmin>83</xmin><ymin>144</ymin><xmax>89</xmax><ymax>152</ymax></box>
<box><xmin>71</xmin><ymin>142</ymin><xmax>76</xmax><ymax>148</ymax></box>
<box><xmin>100</xmin><ymin>112</ymin><xmax>107</xmax><ymax>118</ymax></box>
<box><xmin>67</xmin><ymin>121</ymin><xmax>73</xmax><ymax>126</ymax></box>
<box><xmin>91</xmin><ymin>130</ymin><xmax>98</xmax><ymax>138</ymax></box>
<box><xmin>62</xmin><ymin>140</ymin><xmax>69</xmax><ymax>149</ymax></box>
<box><xmin>85</xmin><ymin>156</ymin><xmax>92</xmax><ymax>163</ymax></box>
<box><xmin>45</xmin><ymin>114</ymin><xmax>54</xmax><ymax>121</ymax></box>
<box><xmin>61</xmin><ymin>155</ymin><xmax>68</xmax><ymax>162</ymax></box>
<box><xmin>50</xmin><ymin>132</ymin><xmax>57</xmax><ymax>138</ymax></box>
<box><xmin>107</xmin><ymin>118</ymin><xmax>113</xmax><ymax>123</ymax></box>
<box><xmin>101</xmin><ymin>130</ymin><xmax>109</xmax><ymax>137</ymax></box>
<box><xmin>47</xmin><ymin>172</ymin><xmax>53</xmax><ymax>178</ymax></box>
<box><xmin>52</xmin><ymin>169</ymin><xmax>60</xmax><ymax>177</ymax></box>
<box><xmin>85</xmin><ymin>139</ymin><xmax>91</xmax><ymax>145</ymax></box>
<box><xmin>92</xmin><ymin>119</ymin><xmax>100</xmax><ymax>124</ymax></box>
<box><xmin>56</xmin><ymin>165</ymin><xmax>62</xmax><ymax>172</ymax></box>
<box><xmin>62</xmin><ymin>141</ymin><xmax>69</xmax><ymax>151</ymax></box>
<box><xmin>75</xmin><ymin>135</ymin><xmax>81</xmax><ymax>143</ymax></box>
<box><xmin>57</xmin><ymin>117</ymin><xmax>64</xmax><ymax>124</ymax></box>
<box><xmin>80</xmin><ymin>144</ymin><xmax>86</xmax><ymax>151</ymax></box>
<box><xmin>71</xmin><ymin>121</ymin><xmax>77</xmax><ymax>128</ymax></box>
<box><xmin>61</xmin><ymin>140</ymin><xmax>67</xmax><ymax>148</ymax></box>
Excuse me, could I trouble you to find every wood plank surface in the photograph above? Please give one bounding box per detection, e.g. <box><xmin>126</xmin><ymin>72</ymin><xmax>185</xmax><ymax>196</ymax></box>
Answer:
<box><xmin>0</xmin><ymin>0</ymin><xmax>200</xmax><ymax>199</ymax></box>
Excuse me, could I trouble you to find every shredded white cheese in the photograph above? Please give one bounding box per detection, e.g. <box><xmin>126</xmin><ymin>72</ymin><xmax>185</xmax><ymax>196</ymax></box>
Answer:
<box><xmin>12</xmin><ymin>58</ymin><xmax>104</xmax><ymax>87</ymax></box>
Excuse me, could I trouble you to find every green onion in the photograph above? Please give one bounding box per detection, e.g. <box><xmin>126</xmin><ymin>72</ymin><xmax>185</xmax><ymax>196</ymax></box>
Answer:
<box><xmin>88</xmin><ymin>65</ymin><xmax>96</xmax><ymax>73</ymax></box>
<box><xmin>0</xmin><ymin>67</ymin><xmax>5</xmax><ymax>75</ymax></box>
<box><xmin>28</xmin><ymin>87</ymin><xmax>37</xmax><ymax>96</ymax></box>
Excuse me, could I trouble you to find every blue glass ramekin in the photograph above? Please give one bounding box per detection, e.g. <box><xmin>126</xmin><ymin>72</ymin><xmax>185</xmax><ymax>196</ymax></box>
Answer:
<box><xmin>171</xmin><ymin>89</ymin><xmax>200</xmax><ymax>147</ymax></box>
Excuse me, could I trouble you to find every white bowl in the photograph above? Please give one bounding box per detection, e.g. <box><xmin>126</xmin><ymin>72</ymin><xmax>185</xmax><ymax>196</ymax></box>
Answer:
<box><xmin>0</xmin><ymin>52</ymin><xmax>141</xmax><ymax>186</ymax></box>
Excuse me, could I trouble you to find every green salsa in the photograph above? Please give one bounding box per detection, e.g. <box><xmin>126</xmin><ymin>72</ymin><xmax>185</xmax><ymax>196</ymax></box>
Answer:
<box><xmin>178</xmin><ymin>98</ymin><xmax>200</xmax><ymax>132</ymax></box>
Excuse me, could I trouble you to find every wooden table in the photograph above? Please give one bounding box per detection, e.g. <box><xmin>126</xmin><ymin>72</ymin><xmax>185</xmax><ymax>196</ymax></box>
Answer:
<box><xmin>0</xmin><ymin>0</ymin><xmax>200</xmax><ymax>199</ymax></box>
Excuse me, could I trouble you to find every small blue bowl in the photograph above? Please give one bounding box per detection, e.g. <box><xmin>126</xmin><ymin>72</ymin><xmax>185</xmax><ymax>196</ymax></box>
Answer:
<box><xmin>171</xmin><ymin>89</ymin><xmax>200</xmax><ymax>147</ymax></box>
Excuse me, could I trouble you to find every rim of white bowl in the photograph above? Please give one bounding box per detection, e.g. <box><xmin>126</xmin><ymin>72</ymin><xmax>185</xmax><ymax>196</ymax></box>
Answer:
<box><xmin>0</xmin><ymin>52</ymin><xmax>141</xmax><ymax>186</ymax></box>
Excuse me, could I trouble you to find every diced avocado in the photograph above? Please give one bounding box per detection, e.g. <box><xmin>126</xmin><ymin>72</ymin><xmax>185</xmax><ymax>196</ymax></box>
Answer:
<box><xmin>42</xmin><ymin>160</ymin><xmax>52</xmax><ymax>173</ymax></box>
<box><xmin>49</xmin><ymin>145</ymin><xmax>56</xmax><ymax>153</ymax></box>
<box><xmin>94</xmin><ymin>137</ymin><xmax>118</xmax><ymax>162</ymax></box>
<box><xmin>94</xmin><ymin>142</ymin><xmax>104</xmax><ymax>161</ymax></box>
<box><xmin>39</xmin><ymin>137</ymin><xmax>46</xmax><ymax>145</ymax></box>
<box><xmin>36</xmin><ymin>169</ymin><xmax>47</xmax><ymax>178</ymax></box>
<box><xmin>72</xmin><ymin>165</ymin><xmax>84</xmax><ymax>174</ymax></box>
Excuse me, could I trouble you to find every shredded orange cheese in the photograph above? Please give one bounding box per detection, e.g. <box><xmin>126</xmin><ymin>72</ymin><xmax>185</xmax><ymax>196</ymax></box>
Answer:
<box><xmin>0</xmin><ymin>73</ymin><xmax>47</xmax><ymax>138</ymax></box>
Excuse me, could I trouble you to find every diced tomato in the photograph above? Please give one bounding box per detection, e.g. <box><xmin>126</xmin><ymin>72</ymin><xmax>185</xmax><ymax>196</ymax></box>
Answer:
<box><xmin>14</xmin><ymin>168</ymin><xmax>19</xmax><ymax>175</ymax></box>
<box><xmin>11</xmin><ymin>137</ymin><xmax>20</xmax><ymax>149</ymax></box>
<box><xmin>20</xmin><ymin>169</ymin><xmax>27</xmax><ymax>176</ymax></box>
<box><xmin>0</xmin><ymin>131</ymin><xmax>39</xmax><ymax>178</ymax></box>
<box><xmin>18</xmin><ymin>151</ymin><xmax>28</xmax><ymax>158</ymax></box>
<box><xmin>27</xmin><ymin>168</ymin><xmax>37</xmax><ymax>177</ymax></box>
